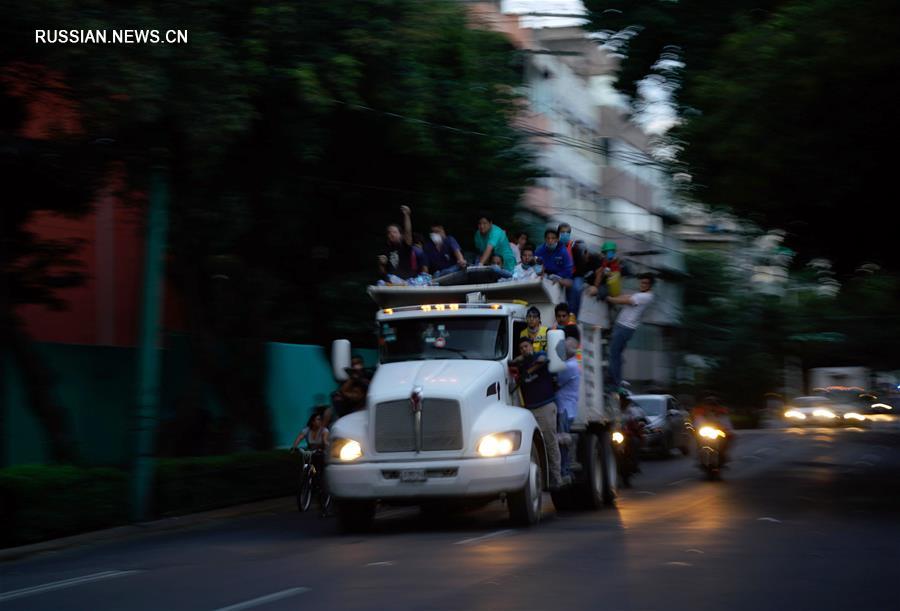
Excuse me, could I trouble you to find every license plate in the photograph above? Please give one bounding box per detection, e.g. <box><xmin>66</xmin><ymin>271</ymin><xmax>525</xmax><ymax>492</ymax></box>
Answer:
<box><xmin>400</xmin><ymin>469</ymin><xmax>427</xmax><ymax>483</ymax></box>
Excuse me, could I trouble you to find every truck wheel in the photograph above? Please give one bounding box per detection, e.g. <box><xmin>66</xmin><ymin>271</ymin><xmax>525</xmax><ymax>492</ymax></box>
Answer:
<box><xmin>509</xmin><ymin>443</ymin><xmax>543</xmax><ymax>526</ymax></box>
<box><xmin>337</xmin><ymin>500</ymin><xmax>376</xmax><ymax>533</ymax></box>
<box><xmin>581</xmin><ymin>431</ymin><xmax>617</xmax><ymax>509</ymax></box>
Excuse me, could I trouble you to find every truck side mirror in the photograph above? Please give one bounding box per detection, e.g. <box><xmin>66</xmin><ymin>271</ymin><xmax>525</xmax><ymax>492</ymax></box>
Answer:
<box><xmin>332</xmin><ymin>339</ymin><xmax>351</xmax><ymax>381</ymax></box>
<box><xmin>547</xmin><ymin>329</ymin><xmax>566</xmax><ymax>373</ymax></box>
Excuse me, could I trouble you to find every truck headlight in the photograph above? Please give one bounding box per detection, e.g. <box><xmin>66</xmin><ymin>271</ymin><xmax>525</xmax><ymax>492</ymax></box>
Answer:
<box><xmin>331</xmin><ymin>438</ymin><xmax>363</xmax><ymax>461</ymax></box>
<box><xmin>476</xmin><ymin>431</ymin><xmax>522</xmax><ymax>457</ymax></box>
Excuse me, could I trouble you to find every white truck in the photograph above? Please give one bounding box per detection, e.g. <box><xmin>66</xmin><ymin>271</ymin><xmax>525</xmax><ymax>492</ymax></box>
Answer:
<box><xmin>326</xmin><ymin>272</ymin><xmax>620</xmax><ymax>532</ymax></box>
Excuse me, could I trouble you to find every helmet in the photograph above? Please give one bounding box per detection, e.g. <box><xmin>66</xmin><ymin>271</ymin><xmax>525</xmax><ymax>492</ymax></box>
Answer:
<box><xmin>601</xmin><ymin>241</ymin><xmax>617</xmax><ymax>252</ymax></box>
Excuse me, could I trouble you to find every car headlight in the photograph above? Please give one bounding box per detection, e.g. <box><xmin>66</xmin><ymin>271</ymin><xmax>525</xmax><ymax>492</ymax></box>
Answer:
<box><xmin>698</xmin><ymin>426</ymin><xmax>726</xmax><ymax>439</ymax></box>
<box><xmin>612</xmin><ymin>431</ymin><xmax>625</xmax><ymax>444</ymax></box>
<box><xmin>331</xmin><ymin>438</ymin><xmax>363</xmax><ymax>461</ymax></box>
<box><xmin>784</xmin><ymin>410</ymin><xmax>806</xmax><ymax>420</ymax></box>
<box><xmin>813</xmin><ymin>408</ymin><xmax>836</xmax><ymax>419</ymax></box>
<box><xmin>476</xmin><ymin>431</ymin><xmax>522</xmax><ymax>457</ymax></box>
<box><xmin>843</xmin><ymin>412</ymin><xmax>866</xmax><ymax>421</ymax></box>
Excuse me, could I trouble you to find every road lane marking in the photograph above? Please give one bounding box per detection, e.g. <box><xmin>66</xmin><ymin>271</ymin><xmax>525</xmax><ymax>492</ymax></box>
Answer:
<box><xmin>757</xmin><ymin>517</ymin><xmax>781</xmax><ymax>523</ymax></box>
<box><xmin>0</xmin><ymin>570</ymin><xmax>142</xmax><ymax>603</ymax></box>
<box><xmin>212</xmin><ymin>587</ymin><xmax>309</xmax><ymax>611</ymax></box>
<box><xmin>685</xmin><ymin>549</ymin><xmax>705</xmax><ymax>554</ymax></box>
<box><xmin>667</xmin><ymin>478</ymin><xmax>691</xmax><ymax>487</ymax></box>
<box><xmin>636</xmin><ymin>490</ymin><xmax>656</xmax><ymax>495</ymax></box>
<box><xmin>365</xmin><ymin>561</ymin><xmax>396</xmax><ymax>567</ymax></box>
<box><xmin>665</xmin><ymin>562</ymin><xmax>693</xmax><ymax>567</ymax></box>
<box><xmin>454</xmin><ymin>529</ymin><xmax>514</xmax><ymax>546</ymax></box>
<box><xmin>753</xmin><ymin>447</ymin><xmax>774</xmax><ymax>455</ymax></box>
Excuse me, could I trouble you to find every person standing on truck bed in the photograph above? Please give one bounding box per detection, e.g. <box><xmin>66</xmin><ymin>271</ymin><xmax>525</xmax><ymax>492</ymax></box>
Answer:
<box><xmin>605</xmin><ymin>274</ymin><xmax>655</xmax><ymax>393</ymax></box>
<box><xmin>513</xmin><ymin>337</ymin><xmax>563</xmax><ymax>489</ymax></box>
<box><xmin>474</xmin><ymin>212</ymin><xmax>516</xmax><ymax>271</ymax></box>
<box><xmin>535</xmin><ymin>228</ymin><xmax>574</xmax><ymax>288</ymax></box>
<box><xmin>377</xmin><ymin>205</ymin><xmax>417</xmax><ymax>284</ymax></box>
<box><xmin>520</xmin><ymin>306</ymin><xmax>549</xmax><ymax>352</ymax></box>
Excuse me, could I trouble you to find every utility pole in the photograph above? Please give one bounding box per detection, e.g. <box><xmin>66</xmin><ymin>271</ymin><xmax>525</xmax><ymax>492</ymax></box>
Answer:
<box><xmin>132</xmin><ymin>164</ymin><xmax>168</xmax><ymax>521</ymax></box>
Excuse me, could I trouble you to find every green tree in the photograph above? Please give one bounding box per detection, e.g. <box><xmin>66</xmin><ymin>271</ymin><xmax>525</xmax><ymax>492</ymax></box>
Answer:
<box><xmin>2</xmin><ymin>0</ymin><xmax>537</xmax><ymax>453</ymax></box>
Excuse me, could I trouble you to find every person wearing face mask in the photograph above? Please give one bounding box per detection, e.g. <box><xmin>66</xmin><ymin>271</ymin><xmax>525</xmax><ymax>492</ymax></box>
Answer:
<box><xmin>534</xmin><ymin>228</ymin><xmax>573</xmax><ymax>288</ymax></box>
<box><xmin>557</xmin><ymin>223</ymin><xmax>575</xmax><ymax>260</ymax></box>
<box><xmin>422</xmin><ymin>223</ymin><xmax>467</xmax><ymax>279</ymax></box>
<box><xmin>512</xmin><ymin>244</ymin><xmax>540</xmax><ymax>280</ymax></box>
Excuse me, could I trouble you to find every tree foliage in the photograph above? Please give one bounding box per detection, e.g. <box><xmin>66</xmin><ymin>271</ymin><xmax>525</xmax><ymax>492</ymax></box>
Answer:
<box><xmin>586</xmin><ymin>0</ymin><xmax>900</xmax><ymax>273</ymax></box>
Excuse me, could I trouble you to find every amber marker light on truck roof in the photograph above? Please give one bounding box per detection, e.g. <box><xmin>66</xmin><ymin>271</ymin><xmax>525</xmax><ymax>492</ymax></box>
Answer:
<box><xmin>449</xmin><ymin>304</ymin><xmax>459</xmax><ymax>310</ymax></box>
<box><xmin>384</xmin><ymin>308</ymin><xmax>393</xmax><ymax>315</ymax></box>
<box><xmin>490</xmin><ymin>304</ymin><xmax>501</xmax><ymax>309</ymax></box>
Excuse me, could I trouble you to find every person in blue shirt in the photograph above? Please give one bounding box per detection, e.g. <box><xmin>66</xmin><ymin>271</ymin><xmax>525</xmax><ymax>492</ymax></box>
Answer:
<box><xmin>422</xmin><ymin>223</ymin><xmax>467</xmax><ymax>278</ymax></box>
<box><xmin>555</xmin><ymin>337</ymin><xmax>581</xmax><ymax>477</ymax></box>
<box><xmin>534</xmin><ymin>228</ymin><xmax>574</xmax><ymax>288</ymax></box>
<box><xmin>512</xmin><ymin>336</ymin><xmax>562</xmax><ymax>488</ymax></box>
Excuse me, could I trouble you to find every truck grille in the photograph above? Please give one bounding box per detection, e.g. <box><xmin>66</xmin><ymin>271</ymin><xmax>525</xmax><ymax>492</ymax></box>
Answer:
<box><xmin>374</xmin><ymin>399</ymin><xmax>463</xmax><ymax>452</ymax></box>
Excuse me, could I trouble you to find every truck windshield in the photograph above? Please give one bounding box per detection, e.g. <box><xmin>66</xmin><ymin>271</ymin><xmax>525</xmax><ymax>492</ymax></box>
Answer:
<box><xmin>379</xmin><ymin>316</ymin><xmax>508</xmax><ymax>363</ymax></box>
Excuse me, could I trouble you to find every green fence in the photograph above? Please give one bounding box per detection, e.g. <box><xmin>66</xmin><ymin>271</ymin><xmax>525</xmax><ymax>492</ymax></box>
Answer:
<box><xmin>2</xmin><ymin>340</ymin><xmax>376</xmax><ymax>467</ymax></box>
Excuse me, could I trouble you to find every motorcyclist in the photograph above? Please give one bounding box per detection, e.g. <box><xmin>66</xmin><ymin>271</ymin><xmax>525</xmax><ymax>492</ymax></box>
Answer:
<box><xmin>690</xmin><ymin>395</ymin><xmax>734</xmax><ymax>463</ymax></box>
<box><xmin>619</xmin><ymin>394</ymin><xmax>648</xmax><ymax>485</ymax></box>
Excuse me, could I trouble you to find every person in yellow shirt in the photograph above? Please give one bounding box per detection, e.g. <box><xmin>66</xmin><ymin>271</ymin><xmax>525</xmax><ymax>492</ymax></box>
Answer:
<box><xmin>519</xmin><ymin>306</ymin><xmax>548</xmax><ymax>352</ymax></box>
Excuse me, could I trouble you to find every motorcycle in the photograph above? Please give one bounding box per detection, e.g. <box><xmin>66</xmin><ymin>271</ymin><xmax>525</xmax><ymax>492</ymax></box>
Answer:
<box><xmin>612</xmin><ymin>416</ymin><xmax>645</xmax><ymax>488</ymax></box>
<box><xmin>693</xmin><ymin>422</ymin><xmax>728</xmax><ymax>480</ymax></box>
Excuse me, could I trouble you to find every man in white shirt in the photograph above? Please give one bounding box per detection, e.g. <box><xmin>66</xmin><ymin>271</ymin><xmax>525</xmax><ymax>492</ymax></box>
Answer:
<box><xmin>605</xmin><ymin>274</ymin><xmax>655</xmax><ymax>392</ymax></box>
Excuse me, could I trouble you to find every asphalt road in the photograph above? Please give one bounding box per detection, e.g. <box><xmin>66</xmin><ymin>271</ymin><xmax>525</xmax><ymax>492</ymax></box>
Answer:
<box><xmin>3</xmin><ymin>420</ymin><xmax>900</xmax><ymax>611</ymax></box>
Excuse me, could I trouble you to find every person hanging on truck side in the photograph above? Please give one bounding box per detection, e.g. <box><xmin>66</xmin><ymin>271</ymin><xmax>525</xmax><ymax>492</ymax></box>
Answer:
<box><xmin>605</xmin><ymin>274</ymin><xmax>656</xmax><ymax>393</ymax></box>
<box><xmin>555</xmin><ymin>337</ymin><xmax>581</xmax><ymax>478</ymax></box>
<box><xmin>377</xmin><ymin>205</ymin><xmax>417</xmax><ymax>284</ymax></box>
<box><xmin>512</xmin><ymin>337</ymin><xmax>563</xmax><ymax>489</ymax></box>
<box><xmin>474</xmin><ymin>212</ymin><xmax>516</xmax><ymax>272</ymax></box>
<box><xmin>519</xmin><ymin>306</ymin><xmax>549</xmax><ymax>352</ymax></box>
<box><xmin>534</xmin><ymin>228</ymin><xmax>573</xmax><ymax>288</ymax></box>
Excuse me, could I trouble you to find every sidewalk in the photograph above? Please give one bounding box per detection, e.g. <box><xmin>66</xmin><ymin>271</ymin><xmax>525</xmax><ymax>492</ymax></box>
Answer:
<box><xmin>1</xmin><ymin>496</ymin><xmax>294</xmax><ymax>564</ymax></box>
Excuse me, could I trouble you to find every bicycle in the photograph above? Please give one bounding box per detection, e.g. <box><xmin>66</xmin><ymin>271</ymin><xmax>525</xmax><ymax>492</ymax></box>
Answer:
<box><xmin>296</xmin><ymin>448</ymin><xmax>332</xmax><ymax>516</ymax></box>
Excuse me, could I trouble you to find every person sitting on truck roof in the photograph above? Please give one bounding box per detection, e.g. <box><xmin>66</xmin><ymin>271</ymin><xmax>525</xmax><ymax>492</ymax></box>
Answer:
<box><xmin>519</xmin><ymin>306</ymin><xmax>549</xmax><ymax>352</ymax></box>
<box><xmin>510</xmin><ymin>231</ymin><xmax>528</xmax><ymax>264</ymax></box>
<box><xmin>474</xmin><ymin>212</ymin><xmax>516</xmax><ymax>272</ymax></box>
<box><xmin>377</xmin><ymin>205</ymin><xmax>417</xmax><ymax>284</ymax></box>
<box><xmin>535</xmin><ymin>229</ymin><xmax>574</xmax><ymax>288</ymax></box>
<box><xmin>511</xmin><ymin>244</ymin><xmax>540</xmax><ymax>281</ymax></box>
<box><xmin>490</xmin><ymin>253</ymin><xmax>513</xmax><ymax>279</ymax></box>
<box><xmin>422</xmin><ymin>223</ymin><xmax>467</xmax><ymax>278</ymax></box>
<box><xmin>512</xmin><ymin>337</ymin><xmax>563</xmax><ymax>489</ymax></box>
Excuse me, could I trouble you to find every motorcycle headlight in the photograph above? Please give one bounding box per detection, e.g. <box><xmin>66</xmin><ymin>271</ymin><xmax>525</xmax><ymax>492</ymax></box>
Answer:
<box><xmin>476</xmin><ymin>431</ymin><xmax>522</xmax><ymax>457</ymax></box>
<box><xmin>612</xmin><ymin>431</ymin><xmax>625</xmax><ymax>444</ymax></box>
<box><xmin>698</xmin><ymin>426</ymin><xmax>725</xmax><ymax>440</ymax></box>
<box><xmin>331</xmin><ymin>438</ymin><xmax>363</xmax><ymax>461</ymax></box>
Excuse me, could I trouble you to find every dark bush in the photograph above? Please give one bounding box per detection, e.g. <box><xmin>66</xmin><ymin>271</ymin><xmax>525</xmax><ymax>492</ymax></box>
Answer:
<box><xmin>1</xmin><ymin>451</ymin><xmax>298</xmax><ymax>548</ymax></box>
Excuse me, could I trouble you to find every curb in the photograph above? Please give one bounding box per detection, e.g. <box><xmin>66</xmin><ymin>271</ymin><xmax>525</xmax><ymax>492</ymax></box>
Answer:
<box><xmin>1</xmin><ymin>496</ymin><xmax>294</xmax><ymax>564</ymax></box>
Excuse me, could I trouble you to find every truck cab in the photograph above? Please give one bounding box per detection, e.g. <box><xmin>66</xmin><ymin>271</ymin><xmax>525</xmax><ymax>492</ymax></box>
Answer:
<box><xmin>327</xmin><ymin>273</ymin><xmax>619</xmax><ymax>531</ymax></box>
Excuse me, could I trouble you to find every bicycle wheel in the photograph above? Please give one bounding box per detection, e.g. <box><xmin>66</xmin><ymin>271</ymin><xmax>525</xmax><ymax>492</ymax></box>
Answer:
<box><xmin>297</xmin><ymin>468</ymin><xmax>313</xmax><ymax>512</ymax></box>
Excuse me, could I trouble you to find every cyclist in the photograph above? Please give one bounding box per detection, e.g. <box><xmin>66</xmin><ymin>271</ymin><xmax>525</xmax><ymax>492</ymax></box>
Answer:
<box><xmin>291</xmin><ymin>412</ymin><xmax>330</xmax><ymax>475</ymax></box>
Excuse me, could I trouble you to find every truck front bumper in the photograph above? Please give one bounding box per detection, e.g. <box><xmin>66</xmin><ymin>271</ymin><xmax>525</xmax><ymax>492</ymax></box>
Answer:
<box><xmin>327</xmin><ymin>454</ymin><xmax>530</xmax><ymax>500</ymax></box>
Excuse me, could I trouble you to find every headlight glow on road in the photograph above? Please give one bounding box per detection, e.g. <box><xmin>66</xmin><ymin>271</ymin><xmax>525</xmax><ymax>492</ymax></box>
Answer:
<box><xmin>785</xmin><ymin>410</ymin><xmax>807</xmax><ymax>420</ymax></box>
<box><xmin>698</xmin><ymin>426</ymin><xmax>725</xmax><ymax>439</ymax></box>
<box><xmin>813</xmin><ymin>408</ymin><xmax>836</xmax><ymax>419</ymax></box>
<box><xmin>476</xmin><ymin>431</ymin><xmax>521</xmax><ymax>457</ymax></box>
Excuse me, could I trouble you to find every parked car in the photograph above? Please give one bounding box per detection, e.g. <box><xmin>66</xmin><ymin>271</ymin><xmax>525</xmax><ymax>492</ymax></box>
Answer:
<box><xmin>629</xmin><ymin>394</ymin><xmax>691</xmax><ymax>456</ymax></box>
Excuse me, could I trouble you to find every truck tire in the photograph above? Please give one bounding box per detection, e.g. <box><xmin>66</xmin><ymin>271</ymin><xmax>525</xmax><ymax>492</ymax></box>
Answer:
<box><xmin>337</xmin><ymin>500</ymin><xmax>376</xmax><ymax>533</ymax></box>
<box><xmin>509</xmin><ymin>443</ymin><xmax>543</xmax><ymax>526</ymax></box>
<box><xmin>581</xmin><ymin>430</ymin><xmax>617</xmax><ymax>508</ymax></box>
